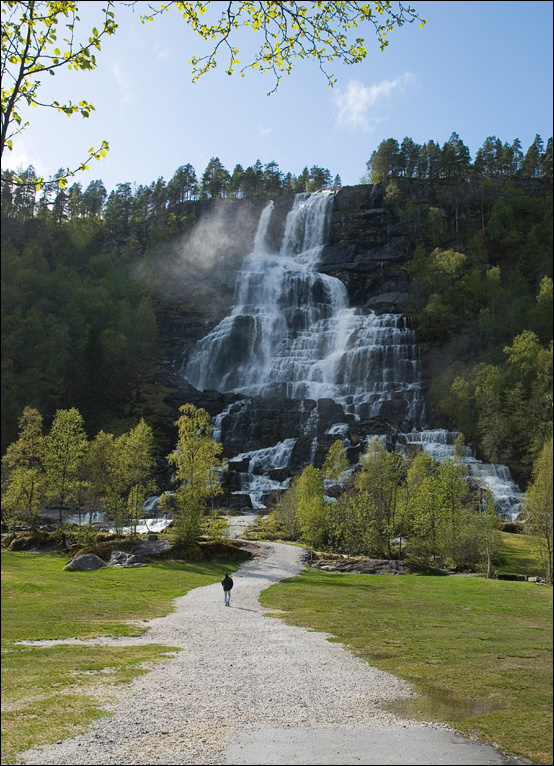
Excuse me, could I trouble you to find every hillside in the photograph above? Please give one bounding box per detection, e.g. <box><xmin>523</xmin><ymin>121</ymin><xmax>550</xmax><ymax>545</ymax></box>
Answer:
<box><xmin>1</xmin><ymin>174</ymin><xmax>552</xmax><ymax>488</ymax></box>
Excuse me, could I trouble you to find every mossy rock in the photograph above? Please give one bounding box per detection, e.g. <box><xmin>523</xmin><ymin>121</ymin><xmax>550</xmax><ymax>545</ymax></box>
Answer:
<box><xmin>162</xmin><ymin>540</ymin><xmax>253</xmax><ymax>562</ymax></box>
<box><xmin>72</xmin><ymin>538</ymin><xmax>137</xmax><ymax>561</ymax></box>
<box><xmin>7</xmin><ymin>532</ymin><xmax>50</xmax><ymax>551</ymax></box>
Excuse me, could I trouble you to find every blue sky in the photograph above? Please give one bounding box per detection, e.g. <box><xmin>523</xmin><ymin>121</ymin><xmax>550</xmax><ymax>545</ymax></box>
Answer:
<box><xmin>4</xmin><ymin>0</ymin><xmax>553</xmax><ymax>193</ymax></box>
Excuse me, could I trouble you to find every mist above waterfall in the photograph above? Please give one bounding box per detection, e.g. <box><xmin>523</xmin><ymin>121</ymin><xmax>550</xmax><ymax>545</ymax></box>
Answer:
<box><xmin>136</xmin><ymin>200</ymin><xmax>266</xmax><ymax>321</ymax></box>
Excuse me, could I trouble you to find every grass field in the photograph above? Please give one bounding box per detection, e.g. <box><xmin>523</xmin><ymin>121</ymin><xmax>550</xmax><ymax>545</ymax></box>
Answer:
<box><xmin>497</xmin><ymin>531</ymin><xmax>546</xmax><ymax>578</ymax></box>
<box><xmin>1</xmin><ymin>552</ymin><xmax>238</xmax><ymax>764</ymax></box>
<box><xmin>259</xmin><ymin>558</ymin><xmax>552</xmax><ymax>764</ymax></box>
<box><xmin>1</xmin><ymin>534</ymin><xmax>552</xmax><ymax>765</ymax></box>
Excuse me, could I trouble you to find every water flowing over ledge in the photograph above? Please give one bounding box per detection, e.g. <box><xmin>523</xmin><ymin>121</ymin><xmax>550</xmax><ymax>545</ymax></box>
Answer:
<box><xmin>182</xmin><ymin>192</ymin><xmax>522</xmax><ymax>518</ymax></box>
<box><xmin>184</xmin><ymin>191</ymin><xmax>424</xmax><ymax>427</ymax></box>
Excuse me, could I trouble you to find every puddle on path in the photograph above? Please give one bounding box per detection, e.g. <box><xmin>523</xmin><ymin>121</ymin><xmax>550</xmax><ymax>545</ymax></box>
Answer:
<box><xmin>384</xmin><ymin>683</ymin><xmax>503</xmax><ymax>722</ymax></box>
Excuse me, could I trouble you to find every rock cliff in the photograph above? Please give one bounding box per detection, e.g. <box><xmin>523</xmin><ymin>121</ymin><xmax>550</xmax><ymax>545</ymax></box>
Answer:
<box><xmin>152</xmin><ymin>186</ymin><xmax>428</xmax><ymax>507</ymax></box>
<box><xmin>319</xmin><ymin>184</ymin><xmax>410</xmax><ymax>312</ymax></box>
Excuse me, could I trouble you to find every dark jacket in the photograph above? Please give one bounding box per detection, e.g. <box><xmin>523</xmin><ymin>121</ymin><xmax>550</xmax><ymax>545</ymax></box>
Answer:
<box><xmin>222</xmin><ymin>575</ymin><xmax>234</xmax><ymax>591</ymax></box>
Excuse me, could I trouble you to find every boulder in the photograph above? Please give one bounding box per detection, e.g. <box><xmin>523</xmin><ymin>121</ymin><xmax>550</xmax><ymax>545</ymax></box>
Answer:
<box><xmin>109</xmin><ymin>550</ymin><xmax>143</xmax><ymax>567</ymax></box>
<box><xmin>64</xmin><ymin>553</ymin><xmax>106</xmax><ymax>571</ymax></box>
<box><xmin>132</xmin><ymin>539</ymin><xmax>171</xmax><ymax>558</ymax></box>
<box><xmin>324</xmin><ymin>484</ymin><xmax>344</xmax><ymax>499</ymax></box>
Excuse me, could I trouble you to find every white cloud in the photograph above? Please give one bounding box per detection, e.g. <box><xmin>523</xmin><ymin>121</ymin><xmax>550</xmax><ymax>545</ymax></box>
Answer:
<box><xmin>112</xmin><ymin>61</ymin><xmax>135</xmax><ymax>107</ymax></box>
<box><xmin>2</xmin><ymin>137</ymin><xmax>46</xmax><ymax>176</ymax></box>
<box><xmin>259</xmin><ymin>126</ymin><xmax>272</xmax><ymax>136</ymax></box>
<box><xmin>333</xmin><ymin>73</ymin><xmax>416</xmax><ymax>132</ymax></box>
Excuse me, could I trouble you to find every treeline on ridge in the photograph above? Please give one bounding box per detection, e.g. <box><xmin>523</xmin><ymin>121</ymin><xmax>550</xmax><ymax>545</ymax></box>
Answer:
<box><xmin>2</xmin><ymin>158</ymin><xmax>339</xmax><ymax>237</ymax></box>
<box><xmin>365</xmin><ymin>133</ymin><xmax>552</xmax><ymax>183</ymax></box>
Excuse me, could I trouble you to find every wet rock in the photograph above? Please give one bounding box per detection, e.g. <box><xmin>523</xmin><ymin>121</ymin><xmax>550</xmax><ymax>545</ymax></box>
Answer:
<box><xmin>225</xmin><ymin>494</ymin><xmax>253</xmax><ymax>510</ymax></box>
<box><xmin>324</xmin><ymin>484</ymin><xmax>344</xmax><ymax>499</ymax></box>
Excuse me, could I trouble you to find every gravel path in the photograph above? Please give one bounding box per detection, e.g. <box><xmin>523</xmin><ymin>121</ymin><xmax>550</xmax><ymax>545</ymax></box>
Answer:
<box><xmin>17</xmin><ymin>535</ymin><xmax>528</xmax><ymax>765</ymax></box>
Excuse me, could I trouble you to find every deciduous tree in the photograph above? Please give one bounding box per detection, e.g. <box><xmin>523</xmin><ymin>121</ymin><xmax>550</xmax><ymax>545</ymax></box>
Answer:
<box><xmin>168</xmin><ymin>404</ymin><xmax>224</xmax><ymax>543</ymax></box>
<box><xmin>296</xmin><ymin>464</ymin><xmax>326</xmax><ymax>552</ymax></box>
<box><xmin>79</xmin><ymin>429</ymin><xmax>116</xmax><ymax>523</ymax></box>
<box><xmin>524</xmin><ymin>437</ymin><xmax>553</xmax><ymax>583</ymax></box>
<box><xmin>115</xmin><ymin>419</ymin><xmax>156</xmax><ymax>536</ymax></box>
<box><xmin>2</xmin><ymin>2</ymin><xmax>424</xmax><ymax>188</ymax></box>
<box><xmin>43</xmin><ymin>407</ymin><xmax>88</xmax><ymax>524</ymax></box>
<box><xmin>322</xmin><ymin>439</ymin><xmax>349</xmax><ymax>481</ymax></box>
<box><xmin>143</xmin><ymin>2</ymin><xmax>425</xmax><ymax>94</ymax></box>
<box><xmin>1</xmin><ymin>1</ymin><xmax>116</xmax><ymax>186</ymax></box>
<box><xmin>1</xmin><ymin>406</ymin><xmax>46</xmax><ymax>530</ymax></box>
<box><xmin>356</xmin><ymin>437</ymin><xmax>404</xmax><ymax>557</ymax></box>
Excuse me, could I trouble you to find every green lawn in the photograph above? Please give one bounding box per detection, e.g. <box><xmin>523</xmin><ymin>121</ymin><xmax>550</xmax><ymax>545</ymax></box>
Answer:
<box><xmin>260</xmin><ymin>567</ymin><xmax>553</xmax><ymax>765</ymax></box>
<box><xmin>2</xmin><ymin>541</ymin><xmax>552</xmax><ymax>765</ymax></box>
<box><xmin>1</xmin><ymin>551</ymin><xmax>238</xmax><ymax>764</ymax></box>
<box><xmin>497</xmin><ymin>531</ymin><xmax>545</xmax><ymax>578</ymax></box>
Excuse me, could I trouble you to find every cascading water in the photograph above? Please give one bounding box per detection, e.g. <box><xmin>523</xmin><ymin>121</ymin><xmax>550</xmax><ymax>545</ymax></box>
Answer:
<box><xmin>403</xmin><ymin>430</ymin><xmax>523</xmax><ymax>518</ymax></box>
<box><xmin>183</xmin><ymin>192</ymin><xmax>521</xmax><ymax>517</ymax></box>
<box><xmin>185</xmin><ymin>192</ymin><xmax>424</xmax><ymax>424</ymax></box>
<box><xmin>228</xmin><ymin>439</ymin><xmax>296</xmax><ymax>509</ymax></box>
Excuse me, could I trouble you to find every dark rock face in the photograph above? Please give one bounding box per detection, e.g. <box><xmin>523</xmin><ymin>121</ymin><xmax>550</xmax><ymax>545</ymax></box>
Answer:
<box><xmin>319</xmin><ymin>184</ymin><xmax>410</xmax><ymax>312</ymax></box>
<box><xmin>265</xmin><ymin>194</ymin><xmax>296</xmax><ymax>252</ymax></box>
<box><xmin>211</xmin><ymin>396</ymin><xmax>403</xmax><ymax>460</ymax></box>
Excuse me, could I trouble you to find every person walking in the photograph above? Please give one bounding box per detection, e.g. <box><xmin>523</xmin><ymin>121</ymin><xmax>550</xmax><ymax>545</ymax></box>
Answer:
<box><xmin>221</xmin><ymin>572</ymin><xmax>234</xmax><ymax>606</ymax></box>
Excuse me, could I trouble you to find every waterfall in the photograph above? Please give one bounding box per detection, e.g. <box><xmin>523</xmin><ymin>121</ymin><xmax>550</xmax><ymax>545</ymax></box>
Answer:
<box><xmin>184</xmin><ymin>191</ymin><xmax>424</xmax><ymax>426</ymax></box>
<box><xmin>403</xmin><ymin>429</ymin><xmax>523</xmax><ymax>519</ymax></box>
<box><xmin>182</xmin><ymin>192</ymin><xmax>521</xmax><ymax>519</ymax></box>
<box><xmin>229</xmin><ymin>439</ymin><xmax>296</xmax><ymax>509</ymax></box>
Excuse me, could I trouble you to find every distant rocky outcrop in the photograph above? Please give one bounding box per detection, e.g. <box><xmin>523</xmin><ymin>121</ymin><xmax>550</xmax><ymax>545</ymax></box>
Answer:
<box><xmin>311</xmin><ymin>557</ymin><xmax>449</xmax><ymax>576</ymax></box>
